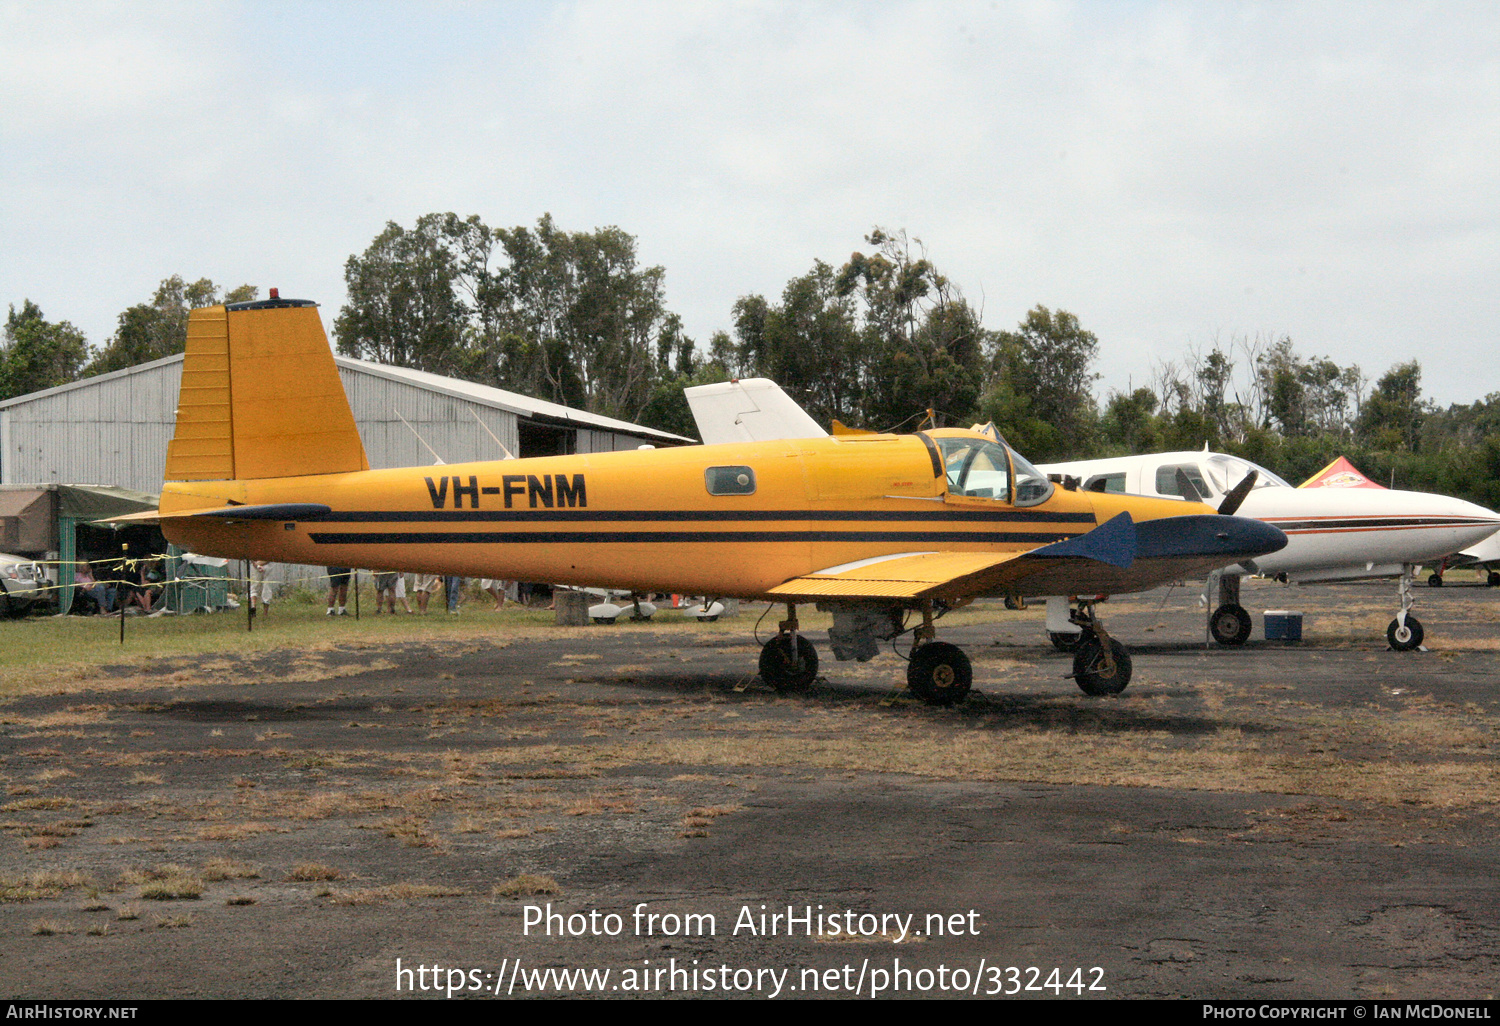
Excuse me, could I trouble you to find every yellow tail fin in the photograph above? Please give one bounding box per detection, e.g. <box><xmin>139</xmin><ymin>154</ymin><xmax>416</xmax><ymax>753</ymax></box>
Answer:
<box><xmin>164</xmin><ymin>298</ymin><xmax>369</xmax><ymax>481</ymax></box>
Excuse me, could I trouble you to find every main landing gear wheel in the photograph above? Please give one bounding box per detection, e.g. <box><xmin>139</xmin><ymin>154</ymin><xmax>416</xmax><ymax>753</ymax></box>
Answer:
<box><xmin>1428</xmin><ymin>573</ymin><xmax>1443</xmax><ymax>587</ymax></box>
<box><xmin>1049</xmin><ymin>631</ymin><xmax>1082</xmax><ymax>652</ymax></box>
<box><xmin>1489</xmin><ymin>571</ymin><xmax>1500</xmax><ymax>588</ymax></box>
<box><xmin>906</xmin><ymin>642</ymin><xmax>972</xmax><ymax>706</ymax></box>
<box><xmin>1387</xmin><ymin>616</ymin><xmax>1424</xmax><ymax>652</ymax></box>
<box><xmin>1072</xmin><ymin>635</ymin><xmax>1132</xmax><ymax>696</ymax></box>
<box><xmin>759</xmin><ymin>634</ymin><xmax>818</xmax><ymax>692</ymax></box>
<box><xmin>1210</xmin><ymin>603</ymin><xmax>1252</xmax><ymax>646</ymax></box>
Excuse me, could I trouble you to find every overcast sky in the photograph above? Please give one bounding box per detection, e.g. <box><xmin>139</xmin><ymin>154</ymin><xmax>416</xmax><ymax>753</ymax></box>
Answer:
<box><xmin>3</xmin><ymin>0</ymin><xmax>1497</xmax><ymax>408</ymax></box>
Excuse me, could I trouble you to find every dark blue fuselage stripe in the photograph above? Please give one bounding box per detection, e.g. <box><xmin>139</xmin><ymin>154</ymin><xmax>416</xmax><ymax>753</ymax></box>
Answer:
<box><xmin>308</xmin><ymin>508</ymin><xmax>1097</xmax><ymax>524</ymax></box>
<box><xmin>307</xmin><ymin>529</ymin><xmax>1078</xmax><ymax>545</ymax></box>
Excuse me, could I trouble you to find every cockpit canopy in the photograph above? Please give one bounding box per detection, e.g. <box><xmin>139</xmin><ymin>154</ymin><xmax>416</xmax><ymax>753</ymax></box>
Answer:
<box><xmin>929</xmin><ymin>433</ymin><xmax>1054</xmax><ymax>507</ymax></box>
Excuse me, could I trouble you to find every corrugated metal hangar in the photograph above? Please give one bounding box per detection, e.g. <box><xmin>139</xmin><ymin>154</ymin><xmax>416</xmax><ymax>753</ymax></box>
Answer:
<box><xmin>0</xmin><ymin>354</ymin><xmax>694</xmax><ymax>494</ymax></box>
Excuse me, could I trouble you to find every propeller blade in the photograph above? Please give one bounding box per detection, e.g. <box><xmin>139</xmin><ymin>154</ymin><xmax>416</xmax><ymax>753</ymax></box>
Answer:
<box><xmin>1218</xmin><ymin>470</ymin><xmax>1259</xmax><ymax>516</ymax></box>
<box><xmin>1175</xmin><ymin>468</ymin><xmax>1204</xmax><ymax>503</ymax></box>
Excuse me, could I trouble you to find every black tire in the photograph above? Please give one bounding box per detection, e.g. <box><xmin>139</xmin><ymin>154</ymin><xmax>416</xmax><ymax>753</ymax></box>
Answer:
<box><xmin>1210</xmin><ymin>603</ymin><xmax>1252</xmax><ymax>646</ymax></box>
<box><xmin>1004</xmin><ymin>595</ymin><xmax>1023</xmax><ymax>611</ymax></box>
<box><xmin>906</xmin><ymin>642</ymin><xmax>972</xmax><ymax>706</ymax></box>
<box><xmin>1387</xmin><ymin>616</ymin><xmax>1424</xmax><ymax>652</ymax></box>
<box><xmin>1428</xmin><ymin>573</ymin><xmax>1443</xmax><ymax>587</ymax></box>
<box><xmin>697</xmin><ymin>615</ymin><xmax>719</xmax><ymax>623</ymax></box>
<box><xmin>1072</xmin><ymin>636</ymin><xmax>1132</xmax><ymax>696</ymax></box>
<box><xmin>759</xmin><ymin>634</ymin><xmax>818</xmax><ymax>692</ymax></box>
<box><xmin>1489</xmin><ymin>571</ymin><xmax>1500</xmax><ymax>588</ymax></box>
<box><xmin>1049</xmin><ymin>630</ymin><xmax>1082</xmax><ymax>652</ymax></box>
<box><xmin>592</xmin><ymin>616</ymin><xmax>616</xmax><ymax>625</ymax></box>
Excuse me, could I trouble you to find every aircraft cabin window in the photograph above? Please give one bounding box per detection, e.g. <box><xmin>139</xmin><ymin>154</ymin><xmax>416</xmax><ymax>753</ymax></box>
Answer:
<box><xmin>1155</xmin><ymin>464</ymin><xmax>1214</xmax><ymax>499</ymax></box>
<box><xmin>705</xmin><ymin>465</ymin><xmax>756</xmax><ymax>496</ymax></box>
<box><xmin>1084</xmin><ymin>473</ymin><xmax>1126</xmax><ymax>494</ymax></box>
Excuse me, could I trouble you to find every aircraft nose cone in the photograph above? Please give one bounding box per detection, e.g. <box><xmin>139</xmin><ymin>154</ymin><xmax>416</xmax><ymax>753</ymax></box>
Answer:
<box><xmin>1221</xmin><ymin>516</ymin><xmax>1288</xmax><ymax>558</ymax></box>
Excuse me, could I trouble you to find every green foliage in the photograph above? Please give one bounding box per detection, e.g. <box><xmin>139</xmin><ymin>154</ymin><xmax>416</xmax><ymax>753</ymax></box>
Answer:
<box><xmin>1</xmin><ymin>301</ymin><xmax>89</xmax><ymax>401</ymax></box>
<box><xmin>84</xmin><ymin>276</ymin><xmax>257</xmax><ymax>378</ymax></box>
<box><xmin>335</xmin><ymin>213</ymin><xmax>681</xmax><ymax>427</ymax></box>
<box><xmin>983</xmin><ymin>306</ymin><xmax>1098</xmax><ymax>460</ymax></box>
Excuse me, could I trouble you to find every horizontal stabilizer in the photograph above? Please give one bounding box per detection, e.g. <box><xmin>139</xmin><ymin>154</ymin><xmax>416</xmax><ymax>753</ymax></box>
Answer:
<box><xmin>193</xmin><ymin>503</ymin><xmax>333</xmax><ymax>520</ymax></box>
<box><xmin>93</xmin><ymin>502</ymin><xmax>332</xmax><ymax>526</ymax></box>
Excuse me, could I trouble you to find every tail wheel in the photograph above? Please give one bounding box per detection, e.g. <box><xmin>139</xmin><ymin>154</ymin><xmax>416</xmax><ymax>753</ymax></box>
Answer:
<box><xmin>1387</xmin><ymin>616</ymin><xmax>1424</xmax><ymax>652</ymax></box>
<box><xmin>1072</xmin><ymin>635</ymin><xmax>1132</xmax><ymax>696</ymax></box>
<box><xmin>1210</xmin><ymin>604</ymin><xmax>1252</xmax><ymax>646</ymax></box>
<box><xmin>906</xmin><ymin>642</ymin><xmax>972</xmax><ymax>706</ymax></box>
<box><xmin>759</xmin><ymin>634</ymin><xmax>818</xmax><ymax>692</ymax></box>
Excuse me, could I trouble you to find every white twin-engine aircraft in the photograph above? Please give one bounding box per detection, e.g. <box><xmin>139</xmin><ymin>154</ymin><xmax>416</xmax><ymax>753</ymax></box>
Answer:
<box><xmin>685</xmin><ymin>380</ymin><xmax>1500</xmax><ymax>653</ymax></box>
<box><xmin>1036</xmin><ymin>450</ymin><xmax>1500</xmax><ymax>651</ymax></box>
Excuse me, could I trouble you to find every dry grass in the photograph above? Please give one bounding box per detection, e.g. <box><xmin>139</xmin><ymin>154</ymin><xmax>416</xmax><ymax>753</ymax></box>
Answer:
<box><xmin>137</xmin><ymin>875</ymin><xmax>203</xmax><ymax>901</ymax></box>
<box><xmin>201</xmin><ymin>859</ymin><xmax>260</xmax><ymax>882</ymax></box>
<box><xmin>323</xmin><ymin>882</ymin><xmax>465</xmax><ymax>905</ymax></box>
<box><xmin>31</xmin><ymin>919</ymin><xmax>72</xmax><ymax>936</ymax></box>
<box><xmin>285</xmin><ymin>862</ymin><xmax>344</xmax><ymax>882</ymax></box>
<box><xmin>492</xmin><ymin>874</ymin><xmax>561</xmax><ymax>898</ymax></box>
<box><xmin>0</xmin><ymin>870</ymin><xmax>94</xmax><ymax>903</ymax></box>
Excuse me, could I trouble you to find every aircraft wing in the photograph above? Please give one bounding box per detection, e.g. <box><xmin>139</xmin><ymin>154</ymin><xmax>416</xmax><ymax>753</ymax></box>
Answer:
<box><xmin>767</xmin><ymin>550</ymin><xmax>1029</xmax><ymax>602</ymax></box>
<box><xmin>767</xmin><ymin>511</ymin><xmax>1286</xmax><ymax>604</ymax></box>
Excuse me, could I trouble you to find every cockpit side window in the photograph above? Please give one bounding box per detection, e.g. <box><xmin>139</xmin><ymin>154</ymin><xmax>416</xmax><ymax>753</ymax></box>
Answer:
<box><xmin>1155</xmin><ymin>463</ymin><xmax>1214</xmax><ymax>499</ymax></box>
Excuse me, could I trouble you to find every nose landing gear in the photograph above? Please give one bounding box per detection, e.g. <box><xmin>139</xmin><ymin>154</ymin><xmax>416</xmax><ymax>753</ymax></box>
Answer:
<box><xmin>1387</xmin><ymin>567</ymin><xmax>1425</xmax><ymax>652</ymax></box>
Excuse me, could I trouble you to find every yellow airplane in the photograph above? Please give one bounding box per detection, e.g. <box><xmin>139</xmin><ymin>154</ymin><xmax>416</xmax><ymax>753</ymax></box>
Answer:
<box><xmin>154</xmin><ymin>296</ymin><xmax>1286</xmax><ymax>705</ymax></box>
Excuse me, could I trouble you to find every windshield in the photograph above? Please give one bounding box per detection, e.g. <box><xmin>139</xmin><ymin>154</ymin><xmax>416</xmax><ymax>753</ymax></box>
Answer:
<box><xmin>933</xmin><ymin>436</ymin><xmax>1055</xmax><ymax>507</ymax></box>
<box><xmin>1203</xmin><ymin>455</ymin><xmax>1292</xmax><ymax>493</ymax></box>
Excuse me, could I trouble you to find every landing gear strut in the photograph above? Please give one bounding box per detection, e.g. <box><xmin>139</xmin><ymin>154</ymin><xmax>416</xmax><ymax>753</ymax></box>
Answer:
<box><xmin>759</xmin><ymin>604</ymin><xmax>818</xmax><ymax>691</ymax></box>
<box><xmin>1387</xmin><ymin>567</ymin><xmax>1424</xmax><ymax>652</ymax></box>
<box><xmin>1208</xmin><ymin>572</ymin><xmax>1252</xmax><ymax>646</ymax></box>
<box><xmin>1068</xmin><ymin>602</ymin><xmax>1132</xmax><ymax>696</ymax></box>
<box><xmin>905</xmin><ymin>602</ymin><xmax>972</xmax><ymax>706</ymax></box>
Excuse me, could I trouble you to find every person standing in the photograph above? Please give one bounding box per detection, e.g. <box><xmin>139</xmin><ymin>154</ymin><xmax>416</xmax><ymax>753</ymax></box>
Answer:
<box><xmin>445</xmin><ymin>575</ymin><xmax>464</xmax><ymax>614</ymax></box>
<box><xmin>325</xmin><ymin>567</ymin><xmax>351</xmax><ymax>616</ymax></box>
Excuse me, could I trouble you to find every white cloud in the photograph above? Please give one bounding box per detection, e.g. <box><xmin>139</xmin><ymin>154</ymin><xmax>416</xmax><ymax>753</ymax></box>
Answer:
<box><xmin>1</xmin><ymin>0</ymin><xmax>1496</xmax><ymax>407</ymax></box>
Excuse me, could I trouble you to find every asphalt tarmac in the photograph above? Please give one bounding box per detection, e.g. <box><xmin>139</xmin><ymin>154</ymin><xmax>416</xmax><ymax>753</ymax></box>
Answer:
<box><xmin>1</xmin><ymin>578</ymin><xmax>1497</xmax><ymax>1000</ymax></box>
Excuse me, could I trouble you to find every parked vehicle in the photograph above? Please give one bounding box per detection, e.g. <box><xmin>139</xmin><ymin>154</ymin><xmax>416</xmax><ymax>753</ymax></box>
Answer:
<box><xmin>0</xmin><ymin>553</ymin><xmax>43</xmax><ymax>617</ymax></box>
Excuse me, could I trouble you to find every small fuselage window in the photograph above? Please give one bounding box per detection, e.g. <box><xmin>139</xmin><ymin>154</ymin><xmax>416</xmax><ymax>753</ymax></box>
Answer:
<box><xmin>706</xmin><ymin>465</ymin><xmax>756</xmax><ymax>496</ymax></box>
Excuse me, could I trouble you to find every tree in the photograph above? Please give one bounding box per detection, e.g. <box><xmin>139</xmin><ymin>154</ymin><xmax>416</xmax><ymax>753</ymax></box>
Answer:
<box><xmin>982</xmin><ymin>306</ymin><xmax>1099</xmax><ymax>459</ymax></box>
<box><xmin>731</xmin><ymin>262</ymin><xmax>862</xmax><ymax>427</ymax></box>
<box><xmin>85</xmin><ymin>276</ymin><xmax>257</xmax><ymax>377</ymax></box>
<box><xmin>834</xmin><ymin>228</ymin><xmax>985</xmax><ymax>430</ymax></box>
<box><xmin>1358</xmin><ymin>361</ymin><xmax>1425</xmax><ymax>451</ymax></box>
<box><xmin>334</xmin><ymin>217</ymin><xmax>467</xmax><ymax>375</ymax></box>
<box><xmin>1</xmin><ymin>301</ymin><xmax>89</xmax><ymax>400</ymax></box>
<box><xmin>334</xmin><ymin>213</ymin><xmax>690</xmax><ymax>427</ymax></box>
